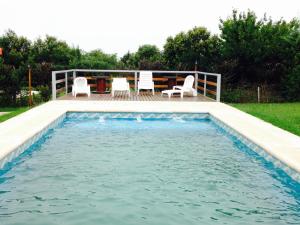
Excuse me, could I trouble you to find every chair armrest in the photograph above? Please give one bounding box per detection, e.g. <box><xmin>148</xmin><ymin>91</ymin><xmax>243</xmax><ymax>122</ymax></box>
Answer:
<box><xmin>173</xmin><ymin>86</ymin><xmax>183</xmax><ymax>90</ymax></box>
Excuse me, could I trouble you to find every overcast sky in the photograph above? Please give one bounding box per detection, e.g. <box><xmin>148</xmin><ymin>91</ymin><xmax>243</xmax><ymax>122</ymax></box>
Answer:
<box><xmin>1</xmin><ymin>0</ymin><xmax>299</xmax><ymax>56</ymax></box>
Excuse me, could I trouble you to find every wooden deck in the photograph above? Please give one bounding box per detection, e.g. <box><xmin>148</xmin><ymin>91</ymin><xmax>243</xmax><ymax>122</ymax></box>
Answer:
<box><xmin>58</xmin><ymin>92</ymin><xmax>214</xmax><ymax>102</ymax></box>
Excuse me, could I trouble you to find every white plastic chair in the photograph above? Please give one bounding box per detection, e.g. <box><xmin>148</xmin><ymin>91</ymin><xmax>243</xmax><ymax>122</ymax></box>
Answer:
<box><xmin>111</xmin><ymin>78</ymin><xmax>130</xmax><ymax>97</ymax></box>
<box><xmin>173</xmin><ymin>75</ymin><xmax>197</xmax><ymax>98</ymax></box>
<box><xmin>72</xmin><ymin>77</ymin><xmax>91</xmax><ymax>97</ymax></box>
<box><xmin>138</xmin><ymin>71</ymin><xmax>154</xmax><ymax>95</ymax></box>
<box><xmin>162</xmin><ymin>75</ymin><xmax>197</xmax><ymax>98</ymax></box>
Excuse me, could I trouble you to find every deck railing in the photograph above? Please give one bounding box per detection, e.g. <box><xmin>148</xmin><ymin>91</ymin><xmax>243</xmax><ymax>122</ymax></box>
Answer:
<box><xmin>51</xmin><ymin>69</ymin><xmax>221</xmax><ymax>101</ymax></box>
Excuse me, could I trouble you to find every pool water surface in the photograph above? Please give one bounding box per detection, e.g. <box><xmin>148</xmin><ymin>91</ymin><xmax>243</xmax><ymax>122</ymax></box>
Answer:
<box><xmin>0</xmin><ymin>115</ymin><xmax>300</xmax><ymax>225</ymax></box>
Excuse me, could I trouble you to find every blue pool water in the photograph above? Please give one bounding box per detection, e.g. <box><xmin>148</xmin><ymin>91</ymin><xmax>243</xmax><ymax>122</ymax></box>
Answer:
<box><xmin>0</xmin><ymin>115</ymin><xmax>300</xmax><ymax>225</ymax></box>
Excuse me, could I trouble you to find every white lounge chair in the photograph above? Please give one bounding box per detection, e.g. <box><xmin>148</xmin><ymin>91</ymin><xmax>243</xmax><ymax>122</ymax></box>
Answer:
<box><xmin>111</xmin><ymin>78</ymin><xmax>130</xmax><ymax>97</ymax></box>
<box><xmin>138</xmin><ymin>71</ymin><xmax>154</xmax><ymax>95</ymax></box>
<box><xmin>161</xmin><ymin>75</ymin><xmax>197</xmax><ymax>98</ymax></box>
<box><xmin>72</xmin><ymin>77</ymin><xmax>91</xmax><ymax>97</ymax></box>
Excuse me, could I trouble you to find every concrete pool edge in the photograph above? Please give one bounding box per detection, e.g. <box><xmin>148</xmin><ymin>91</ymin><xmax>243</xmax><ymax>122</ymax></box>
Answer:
<box><xmin>0</xmin><ymin>100</ymin><xmax>300</xmax><ymax>182</ymax></box>
<box><xmin>0</xmin><ymin>113</ymin><xmax>66</xmax><ymax>169</ymax></box>
<box><xmin>210</xmin><ymin>115</ymin><xmax>300</xmax><ymax>182</ymax></box>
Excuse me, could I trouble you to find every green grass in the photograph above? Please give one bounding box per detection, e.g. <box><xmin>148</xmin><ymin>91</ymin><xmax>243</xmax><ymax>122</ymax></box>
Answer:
<box><xmin>0</xmin><ymin>107</ymin><xmax>30</xmax><ymax>123</ymax></box>
<box><xmin>231</xmin><ymin>103</ymin><xmax>300</xmax><ymax>136</ymax></box>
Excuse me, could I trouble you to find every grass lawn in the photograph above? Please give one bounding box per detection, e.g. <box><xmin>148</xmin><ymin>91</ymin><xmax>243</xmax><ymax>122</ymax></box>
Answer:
<box><xmin>0</xmin><ymin>107</ymin><xmax>30</xmax><ymax>123</ymax></box>
<box><xmin>232</xmin><ymin>103</ymin><xmax>300</xmax><ymax>136</ymax></box>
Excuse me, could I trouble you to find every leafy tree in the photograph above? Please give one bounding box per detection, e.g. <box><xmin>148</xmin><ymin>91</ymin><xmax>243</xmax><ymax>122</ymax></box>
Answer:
<box><xmin>120</xmin><ymin>51</ymin><xmax>136</xmax><ymax>69</ymax></box>
<box><xmin>136</xmin><ymin>45</ymin><xmax>164</xmax><ymax>70</ymax></box>
<box><xmin>31</xmin><ymin>36</ymin><xmax>79</xmax><ymax>68</ymax></box>
<box><xmin>0</xmin><ymin>30</ymin><xmax>31</xmax><ymax>104</ymax></box>
<box><xmin>163</xmin><ymin>27</ymin><xmax>221</xmax><ymax>71</ymax></box>
<box><xmin>219</xmin><ymin>10</ymin><xmax>300</xmax><ymax>85</ymax></box>
<box><xmin>30</xmin><ymin>36</ymin><xmax>80</xmax><ymax>87</ymax></box>
<box><xmin>71</xmin><ymin>49</ymin><xmax>118</xmax><ymax>69</ymax></box>
<box><xmin>283</xmin><ymin>65</ymin><xmax>300</xmax><ymax>101</ymax></box>
<box><xmin>31</xmin><ymin>62</ymin><xmax>53</xmax><ymax>87</ymax></box>
<box><xmin>135</xmin><ymin>45</ymin><xmax>161</xmax><ymax>62</ymax></box>
<box><xmin>120</xmin><ymin>45</ymin><xmax>164</xmax><ymax>70</ymax></box>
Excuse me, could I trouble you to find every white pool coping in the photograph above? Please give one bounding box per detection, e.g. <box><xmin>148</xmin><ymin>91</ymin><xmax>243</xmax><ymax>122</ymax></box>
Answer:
<box><xmin>1</xmin><ymin>100</ymin><xmax>300</xmax><ymax>177</ymax></box>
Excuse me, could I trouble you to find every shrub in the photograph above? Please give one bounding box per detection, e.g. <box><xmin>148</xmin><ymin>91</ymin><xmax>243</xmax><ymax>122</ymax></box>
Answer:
<box><xmin>37</xmin><ymin>85</ymin><xmax>51</xmax><ymax>102</ymax></box>
<box><xmin>222</xmin><ymin>84</ymin><xmax>284</xmax><ymax>103</ymax></box>
<box><xmin>283</xmin><ymin>66</ymin><xmax>300</xmax><ymax>101</ymax></box>
<box><xmin>32</xmin><ymin>93</ymin><xmax>43</xmax><ymax>105</ymax></box>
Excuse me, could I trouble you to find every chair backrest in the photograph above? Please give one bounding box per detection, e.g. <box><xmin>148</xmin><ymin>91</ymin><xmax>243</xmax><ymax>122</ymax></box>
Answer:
<box><xmin>139</xmin><ymin>71</ymin><xmax>153</xmax><ymax>84</ymax></box>
<box><xmin>183</xmin><ymin>75</ymin><xmax>195</xmax><ymax>89</ymax></box>
<box><xmin>74</xmin><ymin>77</ymin><xmax>88</xmax><ymax>88</ymax></box>
<box><xmin>112</xmin><ymin>78</ymin><xmax>128</xmax><ymax>89</ymax></box>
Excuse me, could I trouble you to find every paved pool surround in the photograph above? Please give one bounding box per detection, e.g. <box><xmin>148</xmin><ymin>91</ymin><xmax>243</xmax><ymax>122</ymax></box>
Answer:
<box><xmin>0</xmin><ymin>100</ymin><xmax>300</xmax><ymax>182</ymax></box>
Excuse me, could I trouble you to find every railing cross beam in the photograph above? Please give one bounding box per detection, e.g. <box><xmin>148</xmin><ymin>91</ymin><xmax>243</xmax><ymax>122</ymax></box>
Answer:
<box><xmin>51</xmin><ymin>69</ymin><xmax>222</xmax><ymax>102</ymax></box>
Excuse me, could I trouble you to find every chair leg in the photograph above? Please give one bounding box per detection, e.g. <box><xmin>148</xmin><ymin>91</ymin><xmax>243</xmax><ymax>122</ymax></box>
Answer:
<box><xmin>137</xmin><ymin>89</ymin><xmax>139</xmax><ymax>95</ymax></box>
<box><xmin>152</xmin><ymin>88</ymin><xmax>154</xmax><ymax>95</ymax></box>
<box><xmin>112</xmin><ymin>91</ymin><xmax>114</xmax><ymax>97</ymax></box>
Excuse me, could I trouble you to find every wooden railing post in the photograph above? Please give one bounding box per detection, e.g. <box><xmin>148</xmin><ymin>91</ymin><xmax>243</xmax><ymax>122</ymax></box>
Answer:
<box><xmin>52</xmin><ymin>71</ymin><xmax>56</xmax><ymax>100</ymax></box>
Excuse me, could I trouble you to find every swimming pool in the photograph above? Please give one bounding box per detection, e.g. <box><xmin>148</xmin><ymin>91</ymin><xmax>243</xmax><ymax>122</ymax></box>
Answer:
<box><xmin>0</xmin><ymin>113</ymin><xmax>299</xmax><ymax>225</ymax></box>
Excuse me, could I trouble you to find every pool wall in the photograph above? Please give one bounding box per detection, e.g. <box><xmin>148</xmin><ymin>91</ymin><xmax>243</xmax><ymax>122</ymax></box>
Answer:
<box><xmin>210</xmin><ymin>116</ymin><xmax>300</xmax><ymax>182</ymax></box>
<box><xmin>0</xmin><ymin>113</ymin><xmax>66</xmax><ymax>169</ymax></box>
<box><xmin>67</xmin><ymin>112</ymin><xmax>210</xmax><ymax>120</ymax></box>
<box><xmin>1</xmin><ymin>110</ymin><xmax>300</xmax><ymax>183</ymax></box>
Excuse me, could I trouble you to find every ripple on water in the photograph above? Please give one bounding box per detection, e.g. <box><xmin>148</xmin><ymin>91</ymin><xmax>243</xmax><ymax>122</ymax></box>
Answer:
<box><xmin>0</xmin><ymin>119</ymin><xmax>299</xmax><ymax>225</ymax></box>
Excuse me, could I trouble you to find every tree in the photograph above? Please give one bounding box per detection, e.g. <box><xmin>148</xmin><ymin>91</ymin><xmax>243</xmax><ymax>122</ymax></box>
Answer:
<box><xmin>283</xmin><ymin>65</ymin><xmax>300</xmax><ymax>101</ymax></box>
<box><xmin>219</xmin><ymin>10</ymin><xmax>300</xmax><ymax>85</ymax></box>
<box><xmin>31</xmin><ymin>36</ymin><xmax>78</xmax><ymax>68</ymax></box>
<box><xmin>30</xmin><ymin>36</ymin><xmax>81</xmax><ymax>87</ymax></box>
<box><xmin>163</xmin><ymin>27</ymin><xmax>221</xmax><ymax>71</ymax></box>
<box><xmin>120</xmin><ymin>51</ymin><xmax>136</xmax><ymax>69</ymax></box>
<box><xmin>120</xmin><ymin>45</ymin><xmax>164</xmax><ymax>70</ymax></box>
<box><xmin>0</xmin><ymin>30</ymin><xmax>31</xmax><ymax>105</ymax></box>
<box><xmin>71</xmin><ymin>49</ymin><xmax>118</xmax><ymax>69</ymax></box>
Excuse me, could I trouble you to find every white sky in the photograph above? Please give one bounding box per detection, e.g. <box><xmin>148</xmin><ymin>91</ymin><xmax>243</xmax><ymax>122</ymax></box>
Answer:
<box><xmin>1</xmin><ymin>0</ymin><xmax>299</xmax><ymax>56</ymax></box>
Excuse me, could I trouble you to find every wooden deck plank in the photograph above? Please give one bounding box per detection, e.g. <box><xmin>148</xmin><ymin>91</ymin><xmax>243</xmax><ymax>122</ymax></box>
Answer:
<box><xmin>58</xmin><ymin>92</ymin><xmax>215</xmax><ymax>102</ymax></box>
